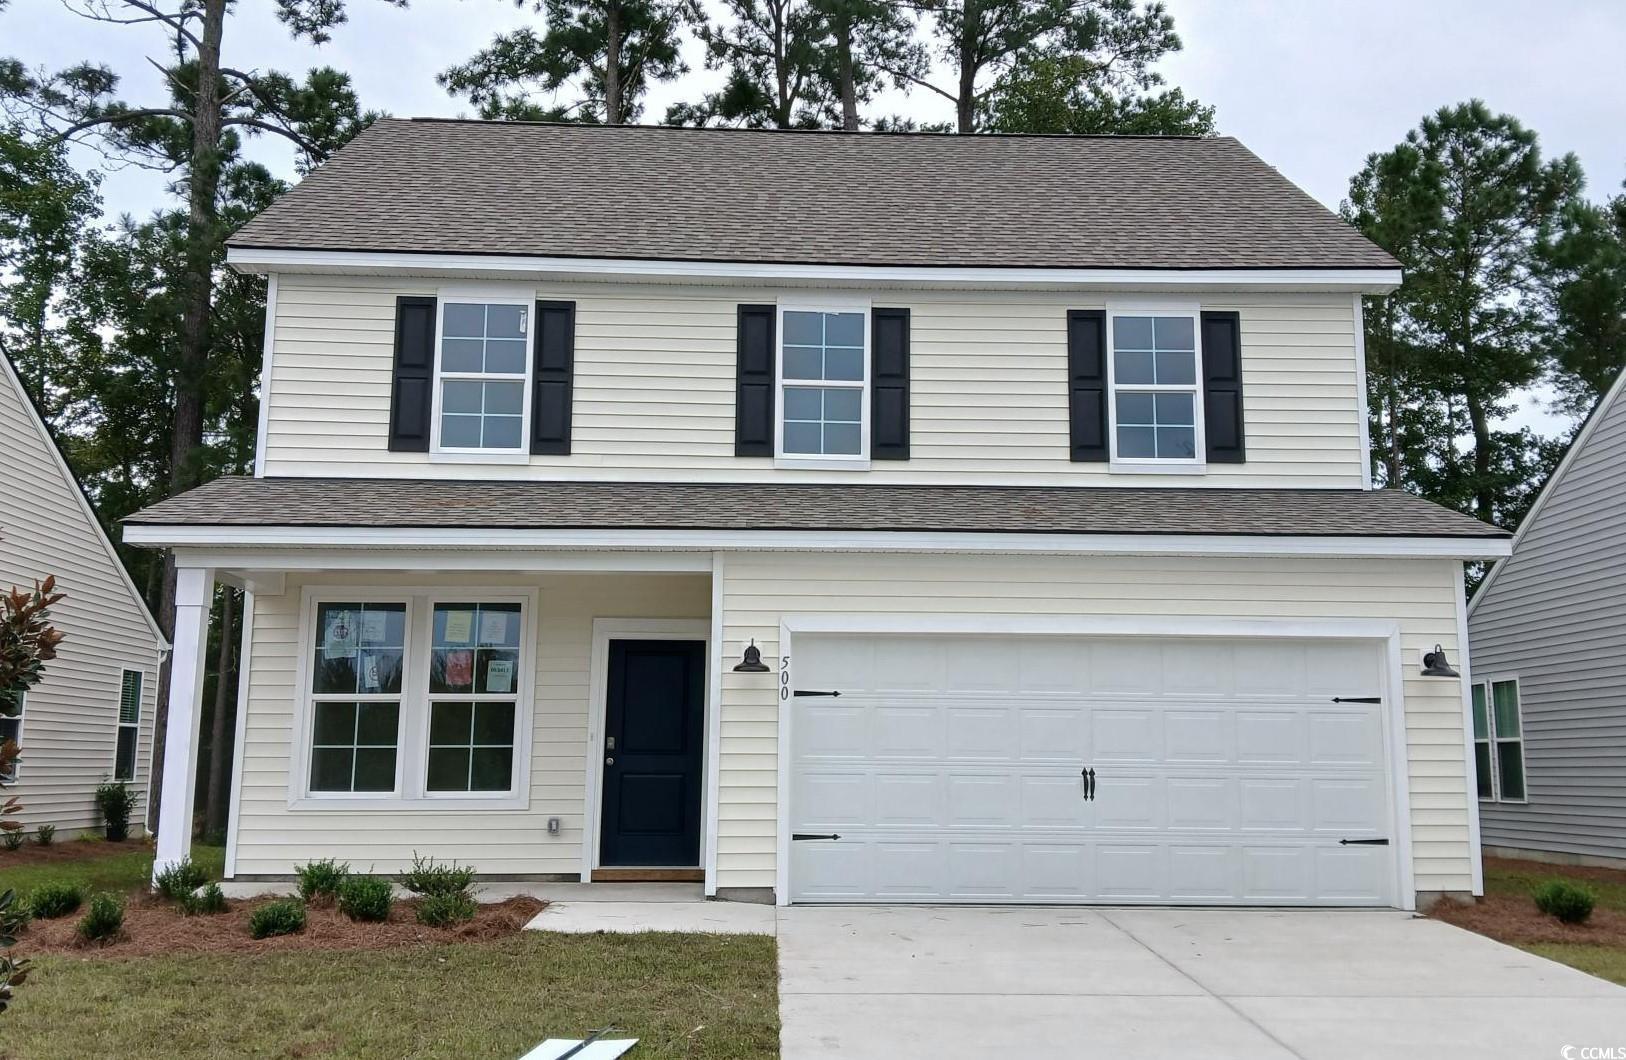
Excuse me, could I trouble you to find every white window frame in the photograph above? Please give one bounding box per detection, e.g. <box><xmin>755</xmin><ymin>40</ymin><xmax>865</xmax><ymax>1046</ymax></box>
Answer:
<box><xmin>0</xmin><ymin>689</ymin><xmax>24</xmax><ymax>782</ymax></box>
<box><xmin>1475</xmin><ymin>675</ymin><xmax>1527</xmax><ymax>804</ymax></box>
<box><xmin>416</xmin><ymin>597</ymin><xmax>531</xmax><ymax>802</ymax></box>
<box><xmin>1105</xmin><ymin>300</ymin><xmax>1207</xmax><ymax>474</ymax></box>
<box><xmin>114</xmin><ymin>669</ymin><xmax>142</xmax><ymax>782</ymax></box>
<box><xmin>774</xmin><ymin>299</ymin><xmax>871</xmax><ymax>470</ymax></box>
<box><xmin>428</xmin><ymin>285</ymin><xmax>536</xmax><ymax>462</ymax></box>
<box><xmin>288</xmin><ymin>586</ymin><xmax>536</xmax><ymax>811</ymax></box>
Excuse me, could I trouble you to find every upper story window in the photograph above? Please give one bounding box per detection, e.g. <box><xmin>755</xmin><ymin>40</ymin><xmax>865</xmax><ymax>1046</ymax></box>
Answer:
<box><xmin>778</xmin><ymin>306</ymin><xmax>868</xmax><ymax>462</ymax></box>
<box><xmin>433</xmin><ymin>300</ymin><xmax>532</xmax><ymax>454</ymax></box>
<box><xmin>1108</xmin><ymin>311</ymin><xmax>1203</xmax><ymax>466</ymax></box>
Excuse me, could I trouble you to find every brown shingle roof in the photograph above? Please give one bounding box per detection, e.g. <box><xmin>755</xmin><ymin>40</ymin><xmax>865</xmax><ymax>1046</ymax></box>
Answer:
<box><xmin>127</xmin><ymin>478</ymin><xmax>1504</xmax><ymax>539</ymax></box>
<box><xmin>228</xmin><ymin>120</ymin><xmax>1398</xmax><ymax>271</ymax></box>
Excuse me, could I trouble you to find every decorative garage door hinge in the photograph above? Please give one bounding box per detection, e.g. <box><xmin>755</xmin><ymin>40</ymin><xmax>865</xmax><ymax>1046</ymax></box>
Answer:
<box><xmin>1330</xmin><ymin>696</ymin><xmax>1382</xmax><ymax>703</ymax></box>
<box><xmin>792</xmin><ymin>833</ymin><xmax>841</xmax><ymax>841</ymax></box>
<box><xmin>792</xmin><ymin>690</ymin><xmax>842</xmax><ymax>697</ymax></box>
<box><xmin>1338</xmin><ymin>838</ymin><xmax>1390</xmax><ymax>846</ymax></box>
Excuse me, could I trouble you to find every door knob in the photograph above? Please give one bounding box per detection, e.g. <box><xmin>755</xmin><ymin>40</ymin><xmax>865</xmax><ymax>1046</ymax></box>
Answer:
<box><xmin>605</xmin><ymin>756</ymin><xmax>615</xmax><ymax>765</ymax></box>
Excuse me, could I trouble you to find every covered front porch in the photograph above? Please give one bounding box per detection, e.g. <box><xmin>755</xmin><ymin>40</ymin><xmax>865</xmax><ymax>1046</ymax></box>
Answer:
<box><xmin>146</xmin><ymin>546</ymin><xmax>728</xmax><ymax>892</ymax></box>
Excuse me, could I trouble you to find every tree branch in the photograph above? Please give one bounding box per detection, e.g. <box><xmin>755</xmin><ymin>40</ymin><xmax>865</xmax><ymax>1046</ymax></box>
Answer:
<box><xmin>55</xmin><ymin>107</ymin><xmax>191</xmax><ymax>141</ymax></box>
<box><xmin>220</xmin><ymin>116</ymin><xmax>322</xmax><ymax>160</ymax></box>
<box><xmin>62</xmin><ymin>0</ymin><xmax>202</xmax><ymax>50</ymax></box>
<box><xmin>871</xmin><ymin>63</ymin><xmax>957</xmax><ymax>104</ymax></box>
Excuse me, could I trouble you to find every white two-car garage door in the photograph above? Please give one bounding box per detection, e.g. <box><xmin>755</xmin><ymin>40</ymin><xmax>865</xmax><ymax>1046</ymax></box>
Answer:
<box><xmin>788</xmin><ymin>634</ymin><xmax>1398</xmax><ymax>906</ymax></box>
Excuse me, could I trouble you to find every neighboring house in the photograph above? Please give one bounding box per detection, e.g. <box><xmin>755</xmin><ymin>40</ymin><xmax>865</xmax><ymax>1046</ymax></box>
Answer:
<box><xmin>125</xmin><ymin>120</ymin><xmax>1510</xmax><ymax>910</ymax></box>
<box><xmin>0</xmin><ymin>348</ymin><xmax>167</xmax><ymax>835</ymax></box>
<box><xmin>1468</xmin><ymin>367</ymin><xmax>1626</xmax><ymax>868</ymax></box>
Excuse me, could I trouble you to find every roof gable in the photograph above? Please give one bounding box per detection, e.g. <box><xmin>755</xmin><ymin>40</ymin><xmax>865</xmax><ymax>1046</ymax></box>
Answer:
<box><xmin>228</xmin><ymin>120</ymin><xmax>1398</xmax><ymax>272</ymax></box>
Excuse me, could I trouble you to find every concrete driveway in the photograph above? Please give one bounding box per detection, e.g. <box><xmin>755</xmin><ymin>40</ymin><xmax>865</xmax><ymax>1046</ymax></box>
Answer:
<box><xmin>777</xmin><ymin>906</ymin><xmax>1626</xmax><ymax>1059</ymax></box>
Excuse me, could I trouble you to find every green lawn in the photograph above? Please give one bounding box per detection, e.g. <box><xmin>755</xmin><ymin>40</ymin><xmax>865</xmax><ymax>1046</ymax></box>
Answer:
<box><xmin>0</xmin><ymin>842</ymin><xmax>225</xmax><ymax>899</ymax></box>
<box><xmin>1482</xmin><ymin>857</ymin><xmax>1626</xmax><ymax>913</ymax></box>
<box><xmin>0</xmin><ymin>932</ymin><xmax>780</xmax><ymax>1060</ymax></box>
<box><xmin>1519</xmin><ymin>942</ymin><xmax>1626</xmax><ymax>987</ymax></box>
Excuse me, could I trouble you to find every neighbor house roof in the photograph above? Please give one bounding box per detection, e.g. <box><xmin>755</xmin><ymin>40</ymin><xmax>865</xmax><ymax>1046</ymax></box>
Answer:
<box><xmin>127</xmin><ymin>478</ymin><xmax>1503</xmax><ymax>540</ymax></box>
<box><xmin>227</xmin><ymin>119</ymin><xmax>1399</xmax><ymax>272</ymax></box>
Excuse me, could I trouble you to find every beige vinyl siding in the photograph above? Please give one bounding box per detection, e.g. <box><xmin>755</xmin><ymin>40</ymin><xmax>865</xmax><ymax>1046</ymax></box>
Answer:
<box><xmin>231</xmin><ymin>571</ymin><xmax>710</xmax><ymax>875</ymax></box>
<box><xmin>0</xmin><ymin>358</ymin><xmax>164</xmax><ymax>834</ymax></box>
<box><xmin>716</xmin><ymin>552</ymin><xmax>1473</xmax><ymax>896</ymax></box>
<box><xmin>261</xmin><ymin>274</ymin><xmax>1365</xmax><ymax>488</ymax></box>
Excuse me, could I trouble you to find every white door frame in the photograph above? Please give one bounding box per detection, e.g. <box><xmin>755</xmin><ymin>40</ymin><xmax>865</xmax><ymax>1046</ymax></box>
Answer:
<box><xmin>581</xmin><ymin>617</ymin><xmax>712</xmax><ymax>881</ymax></box>
<box><xmin>775</xmin><ymin>614</ymin><xmax>1416</xmax><ymax>910</ymax></box>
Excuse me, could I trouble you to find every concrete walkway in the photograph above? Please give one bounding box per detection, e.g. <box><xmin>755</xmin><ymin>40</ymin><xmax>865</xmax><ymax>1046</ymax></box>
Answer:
<box><xmin>776</xmin><ymin>906</ymin><xmax>1626</xmax><ymax>1060</ymax></box>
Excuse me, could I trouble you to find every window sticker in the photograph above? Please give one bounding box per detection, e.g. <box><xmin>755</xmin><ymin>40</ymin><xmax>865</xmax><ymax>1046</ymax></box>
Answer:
<box><xmin>479</xmin><ymin>609</ymin><xmax>509</xmax><ymax>646</ymax></box>
<box><xmin>486</xmin><ymin>658</ymin><xmax>515</xmax><ymax>694</ymax></box>
<box><xmin>362</xmin><ymin>654</ymin><xmax>382</xmax><ymax>692</ymax></box>
<box><xmin>323</xmin><ymin>609</ymin><xmax>358</xmax><ymax>654</ymax></box>
<box><xmin>443</xmin><ymin>610</ymin><xmax>475</xmax><ymax>644</ymax></box>
<box><xmin>361</xmin><ymin>610</ymin><xmax>390</xmax><ymax>646</ymax></box>
<box><xmin>444</xmin><ymin>649</ymin><xmax>474</xmax><ymax>689</ymax></box>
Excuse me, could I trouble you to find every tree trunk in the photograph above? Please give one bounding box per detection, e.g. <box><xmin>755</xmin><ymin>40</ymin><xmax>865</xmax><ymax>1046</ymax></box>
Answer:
<box><xmin>955</xmin><ymin>0</ymin><xmax>978</xmax><ymax>132</ymax></box>
<box><xmin>604</xmin><ymin>1</ymin><xmax>623</xmax><ymax>124</ymax></box>
<box><xmin>1464</xmin><ymin>388</ymin><xmax>1495</xmax><ymax>521</ymax></box>
<box><xmin>204</xmin><ymin>587</ymin><xmax>236</xmax><ymax>841</ymax></box>
<box><xmin>773</xmin><ymin>1</ymin><xmax>792</xmax><ymax>128</ymax></box>
<box><xmin>837</xmin><ymin>17</ymin><xmax>859</xmax><ymax>131</ymax></box>
<box><xmin>147</xmin><ymin>0</ymin><xmax>228</xmax><ymax>835</ymax></box>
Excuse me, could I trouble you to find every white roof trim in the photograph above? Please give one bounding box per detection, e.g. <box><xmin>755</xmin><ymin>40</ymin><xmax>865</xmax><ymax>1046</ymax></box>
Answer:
<box><xmin>226</xmin><ymin>247</ymin><xmax>1404</xmax><ymax>294</ymax></box>
<box><xmin>1468</xmin><ymin>365</ymin><xmax>1626</xmax><ymax>616</ymax></box>
<box><xmin>0</xmin><ymin>349</ymin><xmax>170</xmax><ymax>651</ymax></box>
<box><xmin>122</xmin><ymin>522</ymin><xmax>1510</xmax><ymax>560</ymax></box>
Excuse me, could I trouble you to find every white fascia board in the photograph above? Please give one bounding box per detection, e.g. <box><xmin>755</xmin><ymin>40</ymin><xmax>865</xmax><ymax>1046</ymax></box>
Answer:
<box><xmin>123</xmin><ymin>523</ymin><xmax>1512</xmax><ymax>560</ymax></box>
<box><xmin>226</xmin><ymin>247</ymin><xmax>1403</xmax><ymax>294</ymax></box>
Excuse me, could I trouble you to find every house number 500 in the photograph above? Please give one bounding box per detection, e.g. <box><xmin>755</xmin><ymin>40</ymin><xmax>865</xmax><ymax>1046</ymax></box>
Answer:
<box><xmin>780</xmin><ymin>657</ymin><xmax>791</xmax><ymax>701</ymax></box>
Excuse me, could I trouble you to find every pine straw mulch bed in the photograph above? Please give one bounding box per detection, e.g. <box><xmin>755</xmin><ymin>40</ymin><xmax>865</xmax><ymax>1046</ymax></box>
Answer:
<box><xmin>0</xmin><ymin>838</ymin><xmax>135</xmax><ymax>869</ymax></box>
<box><xmin>20</xmin><ymin>894</ymin><xmax>546</xmax><ymax>959</ymax></box>
<box><xmin>1429</xmin><ymin>856</ymin><xmax>1626</xmax><ymax>947</ymax></box>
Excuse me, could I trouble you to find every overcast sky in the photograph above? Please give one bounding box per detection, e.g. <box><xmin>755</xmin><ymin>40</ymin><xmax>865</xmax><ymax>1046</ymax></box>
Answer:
<box><xmin>6</xmin><ymin>0</ymin><xmax>1622</xmax><ymax>435</ymax></box>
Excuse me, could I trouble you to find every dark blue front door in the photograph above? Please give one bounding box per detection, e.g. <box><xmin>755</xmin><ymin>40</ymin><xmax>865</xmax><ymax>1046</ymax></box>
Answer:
<box><xmin>599</xmin><ymin>639</ymin><xmax>706</xmax><ymax>867</ymax></box>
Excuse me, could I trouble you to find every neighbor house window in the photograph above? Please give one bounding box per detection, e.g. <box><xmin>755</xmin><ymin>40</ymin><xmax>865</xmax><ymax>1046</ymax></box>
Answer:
<box><xmin>115</xmin><ymin>670</ymin><xmax>142</xmax><ymax>781</ymax></box>
<box><xmin>779</xmin><ymin>307</ymin><xmax>867</xmax><ymax>459</ymax></box>
<box><xmin>426</xmin><ymin>603</ymin><xmax>522</xmax><ymax>793</ymax></box>
<box><xmin>308</xmin><ymin>602</ymin><xmax>407</xmax><ymax>793</ymax></box>
<box><xmin>1473</xmin><ymin>678</ymin><xmax>1526</xmax><ymax>802</ymax></box>
<box><xmin>1109</xmin><ymin>313</ymin><xmax>1201</xmax><ymax>462</ymax></box>
<box><xmin>0</xmin><ymin>689</ymin><xmax>23</xmax><ymax>781</ymax></box>
<box><xmin>435</xmin><ymin>300</ymin><xmax>530</xmax><ymax>452</ymax></box>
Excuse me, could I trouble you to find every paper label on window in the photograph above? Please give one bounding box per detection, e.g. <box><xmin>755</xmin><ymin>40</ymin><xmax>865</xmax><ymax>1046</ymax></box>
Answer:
<box><xmin>443</xmin><ymin>610</ymin><xmax>474</xmax><ymax>643</ymax></box>
<box><xmin>487</xmin><ymin>658</ymin><xmax>514</xmax><ymax>694</ymax></box>
<box><xmin>444</xmin><ymin>650</ymin><xmax>474</xmax><ymax>689</ymax></box>
<box><xmin>324</xmin><ymin>610</ymin><xmax>358</xmax><ymax>653</ymax></box>
<box><xmin>362</xmin><ymin>654</ymin><xmax>382</xmax><ymax>692</ymax></box>
<box><xmin>361</xmin><ymin>610</ymin><xmax>389</xmax><ymax>646</ymax></box>
<box><xmin>479</xmin><ymin>610</ymin><xmax>509</xmax><ymax>645</ymax></box>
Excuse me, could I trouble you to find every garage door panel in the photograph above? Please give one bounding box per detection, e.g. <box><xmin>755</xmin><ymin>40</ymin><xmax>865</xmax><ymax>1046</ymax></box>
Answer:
<box><xmin>789</xmin><ymin>634</ymin><xmax>1396</xmax><ymax>906</ymax></box>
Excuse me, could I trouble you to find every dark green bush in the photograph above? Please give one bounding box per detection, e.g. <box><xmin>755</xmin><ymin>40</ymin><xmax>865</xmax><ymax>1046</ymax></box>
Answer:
<box><xmin>33</xmin><ymin>825</ymin><xmax>54</xmax><ymax>847</ymax></box>
<box><xmin>0</xmin><ymin>888</ymin><xmax>30</xmax><ymax>941</ymax></box>
<box><xmin>26</xmin><ymin>881</ymin><xmax>83</xmax><ymax>919</ymax></box>
<box><xmin>76</xmin><ymin>893</ymin><xmax>124</xmax><ymax>943</ymax></box>
<box><xmin>337</xmin><ymin>877</ymin><xmax>394</xmax><ymax>922</ymax></box>
<box><xmin>399</xmin><ymin>854</ymin><xmax>475</xmax><ymax>897</ymax></box>
<box><xmin>295</xmin><ymin>858</ymin><xmax>350</xmax><ymax>904</ymax></box>
<box><xmin>180</xmin><ymin>883</ymin><xmax>228</xmax><ymax>916</ymax></box>
<box><xmin>1533</xmin><ymin>880</ymin><xmax>1596</xmax><ymax>924</ymax></box>
<box><xmin>1</xmin><ymin>830</ymin><xmax>21</xmax><ymax>852</ymax></box>
<box><xmin>153</xmin><ymin>857</ymin><xmax>210</xmax><ymax>901</ymax></box>
<box><xmin>415</xmin><ymin>891</ymin><xmax>477</xmax><ymax>927</ymax></box>
<box><xmin>94</xmin><ymin>782</ymin><xmax>139</xmax><ymax>841</ymax></box>
<box><xmin>248</xmin><ymin>899</ymin><xmax>306</xmax><ymax>939</ymax></box>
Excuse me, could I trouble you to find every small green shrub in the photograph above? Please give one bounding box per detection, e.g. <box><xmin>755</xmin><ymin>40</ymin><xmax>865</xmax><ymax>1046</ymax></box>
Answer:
<box><xmin>248</xmin><ymin>899</ymin><xmax>306</xmax><ymax>939</ymax></box>
<box><xmin>1533</xmin><ymin>880</ymin><xmax>1596</xmax><ymax>924</ymax></box>
<box><xmin>337</xmin><ymin>877</ymin><xmax>394</xmax><ymax>922</ymax></box>
<box><xmin>76</xmin><ymin>893</ymin><xmax>124</xmax><ymax>943</ymax></box>
<box><xmin>415</xmin><ymin>891</ymin><xmax>477</xmax><ymax>927</ymax></box>
<box><xmin>399</xmin><ymin>854</ymin><xmax>475</xmax><ymax>896</ymax></box>
<box><xmin>1</xmin><ymin>888</ymin><xmax>30</xmax><ymax>941</ymax></box>
<box><xmin>295</xmin><ymin>858</ymin><xmax>350</xmax><ymax>904</ymax></box>
<box><xmin>153</xmin><ymin>857</ymin><xmax>211</xmax><ymax>901</ymax></box>
<box><xmin>180</xmin><ymin>883</ymin><xmax>228</xmax><ymax>916</ymax></box>
<box><xmin>1</xmin><ymin>830</ymin><xmax>21</xmax><ymax>851</ymax></box>
<box><xmin>33</xmin><ymin>825</ymin><xmax>54</xmax><ymax>847</ymax></box>
<box><xmin>93</xmin><ymin>782</ymin><xmax>139</xmax><ymax>841</ymax></box>
<box><xmin>26</xmin><ymin>881</ymin><xmax>83</xmax><ymax>919</ymax></box>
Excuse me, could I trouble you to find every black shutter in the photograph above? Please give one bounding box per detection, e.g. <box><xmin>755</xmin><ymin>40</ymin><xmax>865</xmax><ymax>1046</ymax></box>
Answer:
<box><xmin>735</xmin><ymin>304</ymin><xmax>776</xmax><ymax>457</ymax></box>
<box><xmin>871</xmin><ymin>307</ymin><xmax>910</xmax><ymax>460</ymax></box>
<box><xmin>1067</xmin><ymin>310</ymin><xmax>1109</xmax><ymax>462</ymax></box>
<box><xmin>388</xmin><ymin>295</ymin><xmax>436</xmax><ymax>453</ymax></box>
<box><xmin>1201</xmin><ymin>311</ymin><xmax>1245</xmax><ymax>463</ymax></box>
<box><xmin>531</xmin><ymin>300</ymin><xmax>575</xmax><ymax>455</ymax></box>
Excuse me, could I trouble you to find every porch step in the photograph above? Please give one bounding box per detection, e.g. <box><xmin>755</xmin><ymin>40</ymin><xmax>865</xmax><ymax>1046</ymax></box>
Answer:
<box><xmin>591</xmin><ymin>867</ymin><xmax>704</xmax><ymax>883</ymax></box>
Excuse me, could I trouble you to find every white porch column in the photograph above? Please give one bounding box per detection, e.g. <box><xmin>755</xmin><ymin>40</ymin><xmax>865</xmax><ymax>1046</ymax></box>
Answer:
<box><xmin>153</xmin><ymin>565</ymin><xmax>214</xmax><ymax>880</ymax></box>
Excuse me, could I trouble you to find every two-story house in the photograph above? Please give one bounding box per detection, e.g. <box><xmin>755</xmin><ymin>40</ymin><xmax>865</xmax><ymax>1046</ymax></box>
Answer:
<box><xmin>125</xmin><ymin>120</ymin><xmax>1509</xmax><ymax>910</ymax></box>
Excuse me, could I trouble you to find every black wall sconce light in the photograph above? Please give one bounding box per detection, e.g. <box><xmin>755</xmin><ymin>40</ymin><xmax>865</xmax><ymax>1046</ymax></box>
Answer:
<box><xmin>733</xmin><ymin>639</ymin><xmax>770</xmax><ymax>673</ymax></box>
<box><xmin>1421</xmin><ymin>644</ymin><xmax>1460</xmax><ymax>678</ymax></box>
